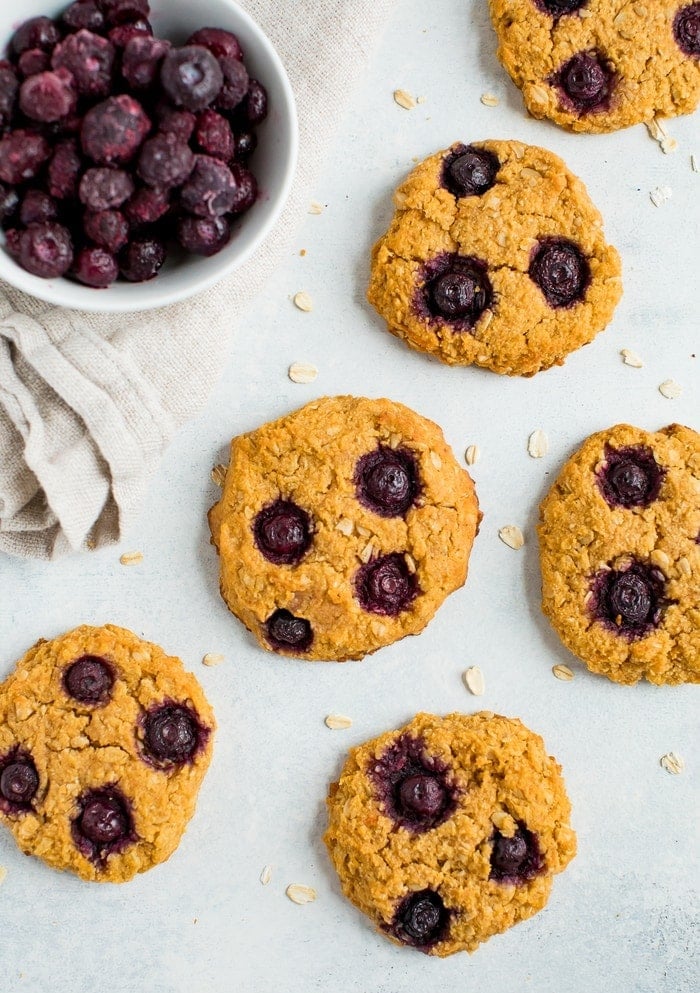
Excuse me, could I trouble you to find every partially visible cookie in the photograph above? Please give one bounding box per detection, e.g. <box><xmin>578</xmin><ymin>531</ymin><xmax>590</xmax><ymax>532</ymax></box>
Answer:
<box><xmin>208</xmin><ymin>396</ymin><xmax>480</xmax><ymax>662</ymax></box>
<box><xmin>539</xmin><ymin>423</ymin><xmax>700</xmax><ymax>684</ymax></box>
<box><xmin>489</xmin><ymin>0</ymin><xmax>700</xmax><ymax>133</ymax></box>
<box><xmin>367</xmin><ymin>141</ymin><xmax>622</xmax><ymax>376</ymax></box>
<box><xmin>0</xmin><ymin>625</ymin><xmax>215</xmax><ymax>881</ymax></box>
<box><xmin>324</xmin><ymin>712</ymin><xmax>576</xmax><ymax>956</ymax></box>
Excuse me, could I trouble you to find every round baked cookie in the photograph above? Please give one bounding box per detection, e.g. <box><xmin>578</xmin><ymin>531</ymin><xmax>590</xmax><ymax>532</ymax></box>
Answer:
<box><xmin>324</xmin><ymin>711</ymin><xmax>576</xmax><ymax>956</ymax></box>
<box><xmin>0</xmin><ymin>625</ymin><xmax>215</xmax><ymax>882</ymax></box>
<box><xmin>539</xmin><ymin>423</ymin><xmax>700</xmax><ymax>684</ymax></box>
<box><xmin>489</xmin><ymin>0</ymin><xmax>700</xmax><ymax>133</ymax></box>
<box><xmin>367</xmin><ymin>141</ymin><xmax>622</xmax><ymax>376</ymax></box>
<box><xmin>208</xmin><ymin>396</ymin><xmax>480</xmax><ymax>662</ymax></box>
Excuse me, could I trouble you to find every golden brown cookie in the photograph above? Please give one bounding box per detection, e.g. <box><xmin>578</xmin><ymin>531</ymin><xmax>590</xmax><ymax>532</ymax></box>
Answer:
<box><xmin>0</xmin><ymin>625</ymin><xmax>215</xmax><ymax>882</ymax></box>
<box><xmin>489</xmin><ymin>0</ymin><xmax>700</xmax><ymax>133</ymax></box>
<box><xmin>539</xmin><ymin>423</ymin><xmax>700</xmax><ymax>684</ymax></box>
<box><xmin>324</xmin><ymin>712</ymin><xmax>576</xmax><ymax>956</ymax></box>
<box><xmin>208</xmin><ymin>396</ymin><xmax>480</xmax><ymax>662</ymax></box>
<box><xmin>367</xmin><ymin>141</ymin><xmax>622</xmax><ymax>376</ymax></box>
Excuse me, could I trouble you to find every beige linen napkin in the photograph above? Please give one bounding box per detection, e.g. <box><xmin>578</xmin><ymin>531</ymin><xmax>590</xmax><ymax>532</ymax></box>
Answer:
<box><xmin>0</xmin><ymin>0</ymin><xmax>394</xmax><ymax>559</ymax></box>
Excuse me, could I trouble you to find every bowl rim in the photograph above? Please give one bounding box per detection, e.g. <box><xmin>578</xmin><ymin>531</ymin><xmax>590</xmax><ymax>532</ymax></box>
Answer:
<box><xmin>0</xmin><ymin>0</ymin><xmax>299</xmax><ymax>315</ymax></box>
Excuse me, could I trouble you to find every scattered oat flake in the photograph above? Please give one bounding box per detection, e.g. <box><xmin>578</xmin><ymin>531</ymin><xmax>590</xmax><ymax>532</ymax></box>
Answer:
<box><xmin>288</xmin><ymin>362</ymin><xmax>318</xmax><ymax>384</ymax></box>
<box><xmin>286</xmin><ymin>884</ymin><xmax>317</xmax><ymax>905</ymax></box>
<box><xmin>463</xmin><ymin>666</ymin><xmax>485</xmax><ymax>696</ymax></box>
<box><xmin>292</xmin><ymin>290</ymin><xmax>313</xmax><ymax>312</ymax></box>
<box><xmin>658</xmin><ymin>379</ymin><xmax>682</xmax><ymax>399</ymax></box>
<box><xmin>260</xmin><ymin>864</ymin><xmax>273</xmax><ymax>886</ymax></box>
<box><xmin>416</xmin><ymin>95</ymin><xmax>427</xmax><ymax>104</ymax></box>
<box><xmin>465</xmin><ymin>444</ymin><xmax>480</xmax><ymax>466</ymax></box>
<box><xmin>649</xmin><ymin>185</ymin><xmax>672</xmax><ymax>207</ymax></box>
<box><xmin>335</xmin><ymin>518</ymin><xmax>354</xmax><ymax>536</ymax></box>
<box><xmin>480</xmin><ymin>93</ymin><xmax>499</xmax><ymax>107</ymax></box>
<box><xmin>202</xmin><ymin>653</ymin><xmax>224</xmax><ymax>667</ymax></box>
<box><xmin>119</xmin><ymin>551</ymin><xmax>143</xmax><ymax>566</ymax></box>
<box><xmin>325</xmin><ymin>714</ymin><xmax>353</xmax><ymax>730</ymax></box>
<box><xmin>393</xmin><ymin>89</ymin><xmax>416</xmax><ymax>110</ymax></box>
<box><xmin>211</xmin><ymin>464</ymin><xmax>228</xmax><ymax>487</ymax></box>
<box><xmin>691</xmin><ymin>154</ymin><xmax>699</xmax><ymax>173</ymax></box>
<box><xmin>527</xmin><ymin>429</ymin><xmax>548</xmax><ymax>459</ymax></box>
<box><xmin>308</xmin><ymin>200</ymin><xmax>324</xmax><ymax>214</ymax></box>
<box><xmin>552</xmin><ymin>664</ymin><xmax>574</xmax><ymax>681</ymax></box>
<box><xmin>661</xmin><ymin>137</ymin><xmax>678</xmax><ymax>155</ymax></box>
<box><xmin>498</xmin><ymin>525</ymin><xmax>524</xmax><ymax>550</ymax></box>
<box><xmin>620</xmin><ymin>348</ymin><xmax>643</xmax><ymax>368</ymax></box>
<box><xmin>646</xmin><ymin>117</ymin><xmax>667</xmax><ymax>142</ymax></box>
<box><xmin>660</xmin><ymin>752</ymin><xmax>684</xmax><ymax>775</ymax></box>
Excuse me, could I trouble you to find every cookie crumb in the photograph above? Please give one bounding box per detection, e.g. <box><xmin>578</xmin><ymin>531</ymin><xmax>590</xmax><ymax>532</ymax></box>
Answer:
<box><xmin>292</xmin><ymin>291</ymin><xmax>313</xmax><ymax>312</ymax></box>
<box><xmin>465</xmin><ymin>444</ymin><xmax>480</xmax><ymax>466</ymax></box>
<box><xmin>480</xmin><ymin>93</ymin><xmax>499</xmax><ymax>107</ymax></box>
<box><xmin>119</xmin><ymin>551</ymin><xmax>143</xmax><ymax>566</ymax></box>
<box><xmin>202</xmin><ymin>653</ymin><xmax>224</xmax><ymax>667</ymax></box>
<box><xmin>211</xmin><ymin>464</ymin><xmax>228</xmax><ymax>487</ymax></box>
<box><xmin>325</xmin><ymin>714</ymin><xmax>353</xmax><ymax>730</ymax></box>
<box><xmin>660</xmin><ymin>752</ymin><xmax>684</xmax><ymax>775</ymax></box>
<box><xmin>527</xmin><ymin>429</ymin><xmax>549</xmax><ymax>459</ymax></box>
<box><xmin>552</xmin><ymin>664</ymin><xmax>574</xmax><ymax>681</ymax></box>
<box><xmin>620</xmin><ymin>348</ymin><xmax>643</xmax><ymax>368</ymax></box>
<box><xmin>260</xmin><ymin>864</ymin><xmax>273</xmax><ymax>885</ymax></box>
<box><xmin>649</xmin><ymin>185</ymin><xmax>672</xmax><ymax>207</ymax></box>
<box><xmin>658</xmin><ymin>379</ymin><xmax>682</xmax><ymax>399</ymax></box>
<box><xmin>286</xmin><ymin>883</ymin><xmax>317</xmax><ymax>905</ymax></box>
<box><xmin>661</xmin><ymin>137</ymin><xmax>678</xmax><ymax>155</ymax></box>
<box><xmin>288</xmin><ymin>362</ymin><xmax>318</xmax><ymax>384</ymax></box>
<box><xmin>499</xmin><ymin>525</ymin><xmax>524</xmax><ymax>550</ymax></box>
<box><xmin>299</xmin><ymin>248</ymin><xmax>306</xmax><ymax>257</ymax></box>
<box><xmin>393</xmin><ymin>89</ymin><xmax>416</xmax><ymax>110</ymax></box>
<box><xmin>309</xmin><ymin>200</ymin><xmax>324</xmax><ymax>214</ymax></box>
<box><xmin>463</xmin><ymin>666</ymin><xmax>485</xmax><ymax>696</ymax></box>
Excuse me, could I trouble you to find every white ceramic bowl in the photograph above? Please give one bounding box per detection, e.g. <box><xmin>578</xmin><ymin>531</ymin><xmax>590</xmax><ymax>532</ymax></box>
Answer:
<box><xmin>0</xmin><ymin>0</ymin><xmax>297</xmax><ymax>313</ymax></box>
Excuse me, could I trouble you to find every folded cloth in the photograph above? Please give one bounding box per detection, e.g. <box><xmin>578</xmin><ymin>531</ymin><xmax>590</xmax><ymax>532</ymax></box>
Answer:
<box><xmin>0</xmin><ymin>0</ymin><xmax>394</xmax><ymax>560</ymax></box>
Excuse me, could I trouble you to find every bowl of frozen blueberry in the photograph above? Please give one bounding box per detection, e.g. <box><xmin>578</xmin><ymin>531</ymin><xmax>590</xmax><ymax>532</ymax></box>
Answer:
<box><xmin>0</xmin><ymin>0</ymin><xmax>297</xmax><ymax>312</ymax></box>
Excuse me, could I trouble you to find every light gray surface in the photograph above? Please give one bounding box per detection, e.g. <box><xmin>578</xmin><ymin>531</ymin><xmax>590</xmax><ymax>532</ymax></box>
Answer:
<box><xmin>1</xmin><ymin>1</ymin><xmax>698</xmax><ymax>990</ymax></box>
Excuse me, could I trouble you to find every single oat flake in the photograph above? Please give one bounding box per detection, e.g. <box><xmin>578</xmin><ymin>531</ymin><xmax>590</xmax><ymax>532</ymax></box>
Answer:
<box><xmin>260</xmin><ymin>864</ymin><xmax>273</xmax><ymax>886</ymax></box>
<box><xmin>649</xmin><ymin>185</ymin><xmax>672</xmax><ymax>207</ymax></box>
<box><xmin>480</xmin><ymin>93</ymin><xmax>499</xmax><ymax>107</ymax></box>
<box><xmin>527</xmin><ymin>430</ymin><xmax>548</xmax><ymax>459</ymax></box>
<box><xmin>325</xmin><ymin>714</ymin><xmax>353</xmax><ymax>730</ymax></box>
<box><xmin>202</xmin><ymin>653</ymin><xmax>224</xmax><ymax>667</ymax></box>
<box><xmin>465</xmin><ymin>444</ymin><xmax>480</xmax><ymax>466</ymax></box>
<box><xmin>211</xmin><ymin>464</ymin><xmax>228</xmax><ymax>487</ymax></box>
<box><xmin>658</xmin><ymin>379</ymin><xmax>682</xmax><ymax>399</ymax></box>
<box><xmin>288</xmin><ymin>362</ymin><xmax>318</xmax><ymax>384</ymax></box>
<box><xmin>292</xmin><ymin>290</ymin><xmax>313</xmax><ymax>312</ymax></box>
<box><xmin>393</xmin><ymin>89</ymin><xmax>416</xmax><ymax>110</ymax></box>
<box><xmin>660</xmin><ymin>752</ymin><xmax>684</xmax><ymax>775</ymax></box>
<box><xmin>308</xmin><ymin>200</ymin><xmax>324</xmax><ymax>215</ymax></box>
<box><xmin>119</xmin><ymin>551</ymin><xmax>143</xmax><ymax>566</ymax></box>
<box><xmin>286</xmin><ymin>884</ymin><xmax>317</xmax><ymax>905</ymax></box>
<box><xmin>463</xmin><ymin>666</ymin><xmax>485</xmax><ymax>696</ymax></box>
<box><xmin>621</xmin><ymin>348</ymin><xmax>644</xmax><ymax>368</ymax></box>
<box><xmin>498</xmin><ymin>525</ymin><xmax>524</xmax><ymax>550</ymax></box>
<box><xmin>552</xmin><ymin>664</ymin><xmax>574</xmax><ymax>681</ymax></box>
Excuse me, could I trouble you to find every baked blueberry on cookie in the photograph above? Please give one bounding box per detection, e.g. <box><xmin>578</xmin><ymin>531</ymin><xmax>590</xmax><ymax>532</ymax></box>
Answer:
<box><xmin>489</xmin><ymin>1</ymin><xmax>700</xmax><ymax>133</ymax></box>
<box><xmin>208</xmin><ymin>396</ymin><xmax>480</xmax><ymax>661</ymax></box>
<box><xmin>539</xmin><ymin>424</ymin><xmax>700</xmax><ymax>684</ymax></box>
<box><xmin>324</xmin><ymin>712</ymin><xmax>576</xmax><ymax>955</ymax></box>
<box><xmin>0</xmin><ymin>625</ymin><xmax>215</xmax><ymax>881</ymax></box>
<box><xmin>367</xmin><ymin>141</ymin><xmax>622</xmax><ymax>376</ymax></box>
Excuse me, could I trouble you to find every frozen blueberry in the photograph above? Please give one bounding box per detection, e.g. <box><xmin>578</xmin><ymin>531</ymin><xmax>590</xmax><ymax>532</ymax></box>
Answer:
<box><xmin>390</xmin><ymin>890</ymin><xmax>450</xmax><ymax>949</ymax></box>
<box><xmin>48</xmin><ymin>138</ymin><xmax>81</xmax><ymax>199</ymax></box>
<box><xmin>253</xmin><ymin>499</ymin><xmax>312</xmax><ymax>565</ymax></box>
<box><xmin>83</xmin><ymin>209</ymin><xmax>129</xmax><ymax>251</ymax></box>
<box><xmin>490</xmin><ymin>824</ymin><xmax>545</xmax><ymax>884</ymax></box>
<box><xmin>121</xmin><ymin>34</ymin><xmax>169</xmax><ymax>89</ymax></box>
<box><xmin>63</xmin><ymin>654</ymin><xmax>115</xmax><ymax>704</ymax></box>
<box><xmin>0</xmin><ymin>749</ymin><xmax>39</xmax><ymax>814</ymax></box>
<box><xmin>265</xmin><ymin>609</ymin><xmax>313</xmax><ymax>653</ymax></box>
<box><xmin>81</xmin><ymin>95</ymin><xmax>151</xmax><ymax>165</ymax></box>
<box><xmin>157</xmin><ymin>106</ymin><xmax>196</xmax><ymax>142</ymax></box>
<box><xmin>536</xmin><ymin>0</ymin><xmax>587</xmax><ymax>15</ymax></box>
<box><xmin>160</xmin><ymin>46</ymin><xmax>223</xmax><ymax>112</ymax></box>
<box><xmin>422</xmin><ymin>253</ymin><xmax>493</xmax><ymax>326</ymax></box>
<box><xmin>240</xmin><ymin>79</ymin><xmax>268</xmax><ymax>125</ymax></box>
<box><xmin>18</xmin><ymin>223</ymin><xmax>73</xmax><ymax>278</ymax></box>
<box><xmin>72</xmin><ymin>785</ymin><xmax>135</xmax><ymax>864</ymax></box>
<box><xmin>137</xmin><ymin>132</ymin><xmax>194</xmax><ymax>188</ymax></box>
<box><xmin>234</xmin><ymin>130</ymin><xmax>257</xmax><ymax>161</ymax></box>
<box><xmin>354</xmin><ymin>552</ymin><xmax>419</xmax><ymax>616</ymax></box>
<box><xmin>0</xmin><ymin>184</ymin><xmax>20</xmax><ymax>226</ymax></box>
<box><xmin>10</xmin><ymin>17</ymin><xmax>61</xmax><ymax>58</ymax></box>
<box><xmin>186</xmin><ymin>27</ymin><xmax>243</xmax><ymax>62</ymax></box>
<box><xmin>79</xmin><ymin>167</ymin><xmax>134</xmax><ymax>210</ymax></box>
<box><xmin>62</xmin><ymin>1</ymin><xmax>106</xmax><ymax>33</ymax></box>
<box><xmin>195</xmin><ymin>109</ymin><xmax>234</xmax><ymax>161</ymax></box>
<box><xmin>19</xmin><ymin>189</ymin><xmax>58</xmax><ymax>226</ymax></box>
<box><xmin>597</xmin><ymin>444</ymin><xmax>665</xmax><ymax>509</ymax></box>
<box><xmin>0</xmin><ymin>61</ymin><xmax>19</xmax><ymax>124</ymax></box>
<box><xmin>108</xmin><ymin>21</ymin><xmax>152</xmax><ymax>48</ymax></box>
<box><xmin>589</xmin><ymin>559</ymin><xmax>668</xmax><ymax>638</ymax></box>
<box><xmin>442</xmin><ymin>144</ymin><xmax>499</xmax><ymax>198</ymax></box>
<box><xmin>4</xmin><ymin>228</ymin><xmax>22</xmax><ymax>257</ymax></box>
<box><xmin>52</xmin><ymin>30</ymin><xmax>115</xmax><ymax>98</ymax></box>
<box><xmin>553</xmin><ymin>50</ymin><xmax>614</xmax><ymax>113</ymax></box>
<box><xmin>354</xmin><ymin>446</ymin><xmax>419</xmax><ymax>518</ymax></box>
<box><xmin>19</xmin><ymin>69</ymin><xmax>76</xmax><ymax>122</ymax></box>
<box><xmin>0</xmin><ymin>129</ymin><xmax>51</xmax><ymax>185</ymax></box>
<box><xmin>180</xmin><ymin>155</ymin><xmax>237</xmax><ymax>217</ymax></box>
<box><xmin>100</xmin><ymin>0</ymin><xmax>150</xmax><ymax>26</ymax></box>
<box><xmin>529</xmin><ymin>237</ymin><xmax>589</xmax><ymax>308</ymax></box>
<box><xmin>119</xmin><ymin>236</ymin><xmax>165</xmax><ymax>281</ymax></box>
<box><xmin>371</xmin><ymin>733</ymin><xmax>456</xmax><ymax>832</ymax></box>
<box><xmin>176</xmin><ymin>214</ymin><xmax>231</xmax><ymax>256</ymax></box>
<box><xmin>674</xmin><ymin>4</ymin><xmax>700</xmax><ymax>56</ymax></box>
<box><xmin>227</xmin><ymin>163</ymin><xmax>257</xmax><ymax>213</ymax></box>
<box><xmin>215</xmin><ymin>56</ymin><xmax>249</xmax><ymax>111</ymax></box>
<box><xmin>73</xmin><ymin>246</ymin><xmax>118</xmax><ymax>286</ymax></box>
<box><xmin>18</xmin><ymin>48</ymin><xmax>51</xmax><ymax>78</ymax></box>
<box><xmin>142</xmin><ymin>702</ymin><xmax>205</xmax><ymax>767</ymax></box>
<box><xmin>124</xmin><ymin>186</ymin><xmax>170</xmax><ymax>228</ymax></box>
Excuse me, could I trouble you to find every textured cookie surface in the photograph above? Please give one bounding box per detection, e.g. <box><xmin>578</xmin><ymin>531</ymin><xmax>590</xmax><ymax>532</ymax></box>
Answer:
<box><xmin>489</xmin><ymin>0</ymin><xmax>700</xmax><ymax>133</ymax></box>
<box><xmin>0</xmin><ymin>625</ymin><xmax>215</xmax><ymax>882</ymax></box>
<box><xmin>209</xmin><ymin>396</ymin><xmax>480</xmax><ymax>662</ymax></box>
<box><xmin>324</xmin><ymin>712</ymin><xmax>576</xmax><ymax>956</ymax></box>
<box><xmin>539</xmin><ymin>423</ymin><xmax>700</xmax><ymax>684</ymax></box>
<box><xmin>367</xmin><ymin>141</ymin><xmax>622</xmax><ymax>376</ymax></box>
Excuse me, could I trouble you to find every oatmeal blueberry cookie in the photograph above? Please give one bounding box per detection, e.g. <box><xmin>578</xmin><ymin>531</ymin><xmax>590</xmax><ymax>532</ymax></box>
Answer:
<box><xmin>208</xmin><ymin>396</ymin><xmax>480</xmax><ymax>662</ymax></box>
<box><xmin>324</xmin><ymin>711</ymin><xmax>576</xmax><ymax>956</ymax></box>
<box><xmin>367</xmin><ymin>141</ymin><xmax>622</xmax><ymax>376</ymax></box>
<box><xmin>489</xmin><ymin>0</ymin><xmax>700</xmax><ymax>133</ymax></box>
<box><xmin>539</xmin><ymin>423</ymin><xmax>700</xmax><ymax>684</ymax></box>
<box><xmin>0</xmin><ymin>625</ymin><xmax>215</xmax><ymax>881</ymax></box>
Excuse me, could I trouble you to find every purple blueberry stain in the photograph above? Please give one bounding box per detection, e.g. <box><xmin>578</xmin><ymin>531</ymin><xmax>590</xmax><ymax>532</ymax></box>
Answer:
<box><xmin>529</xmin><ymin>237</ymin><xmax>590</xmax><ymax>308</ymax></box>
<box><xmin>552</xmin><ymin>50</ymin><xmax>615</xmax><ymax>114</ymax></box>
<box><xmin>253</xmin><ymin>499</ymin><xmax>312</xmax><ymax>565</ymax></box>
<box><xmin>71</xmin><ymin>784</ymin><xmax>136</xmax><ymax>865</ymax></box>
<box><xmin>371</xmin><ymin>733</ymin><xmax>457</xmax><ymax>832</ymax></box>
<box><xmin>441</xmin><ymin>144</ymin><xmax>500</xmax><ymax>198</ymax></box>
<box><xmin>388</xmin><ymin>889</ymin><xmax>450</xmax><ymax>950</ymax></box>
<box><xmin>0</xmin><ymin>747</ymin><xmax>39</xmax><ymax>815</ymax></box>
<box><xmin>419</xmin><ymin>253</ymin><xmax>493</xmax><ymax>329</ymax></box>
<box><xmin>596</xmin><ymin>444</ymin><xmax>665</xmax><ymax>509</ymax></box>
<box><xmin>674</xmin><ymin>4</ymin><xmax>700</xmax><ymax>56</ymax></box>
<box><xmin>141</xmin><ymin>700</ymin><xmax>208</xmax><ymax>769</ymax></box>
<box><xmin>264</xmin><ymin>609</ymin><xmax>313</xmax><ymax>653</ymax></box>
<box><xmin>490</xmin><ymin>824</ymin><xmax>545</xmax><ymax>884</ymax></box>
<box><xmin>589</xmin><ymin>559</ymin><xmax>669</xmax><ymax>638</ymax></box>
<box><xmin>354</xmin><ymin>446</ymin><xmax>419</xmax><ymax>518</ymax></box>
<box><xmin>354</xmin><ymin>553</ymin><xmax>419</xmax><ymax>616</ymax></box>
<box><xmin>63</xmin><ymin>654</ymin><xmax>115</xmax><ymax>705</ymax></box>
